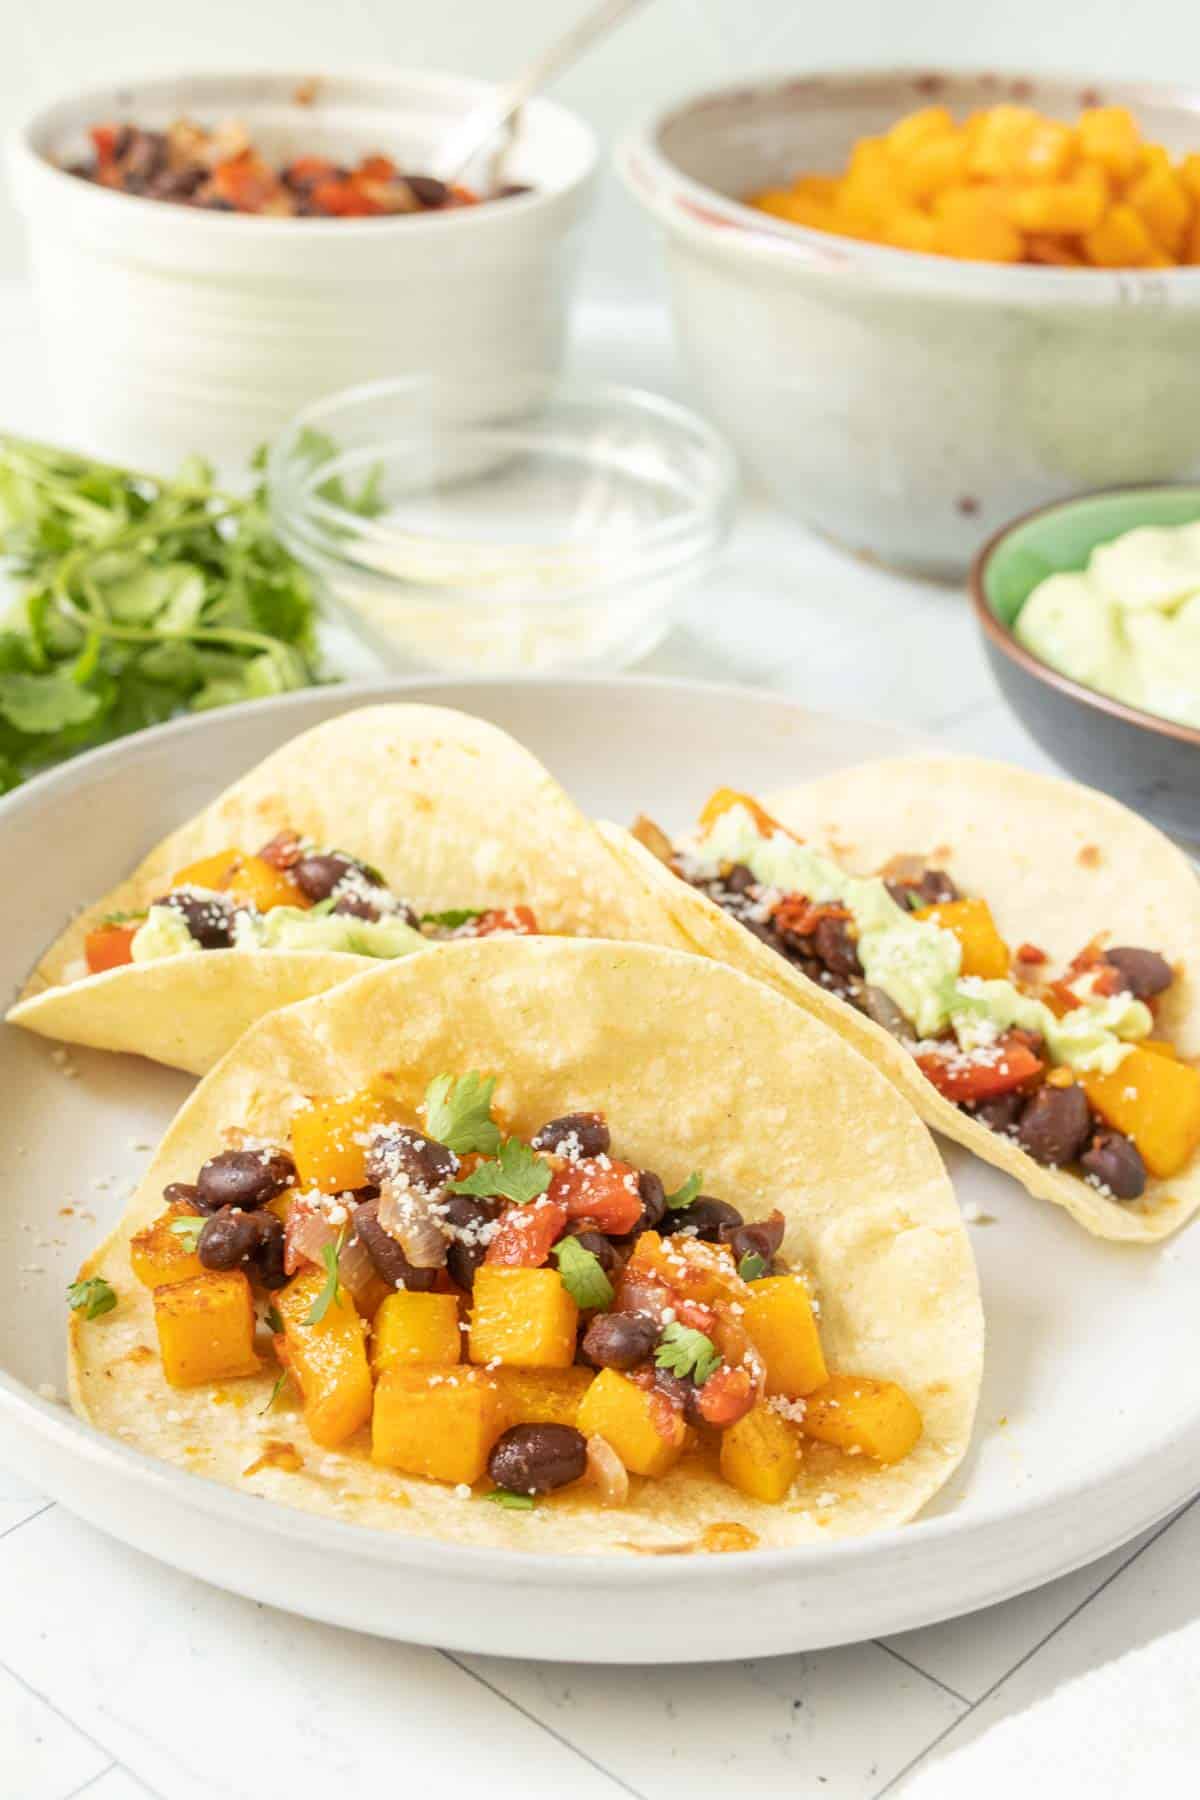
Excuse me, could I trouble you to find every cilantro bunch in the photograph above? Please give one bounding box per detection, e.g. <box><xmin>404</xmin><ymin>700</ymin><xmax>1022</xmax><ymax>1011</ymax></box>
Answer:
<box><xmin>0</xmin><ymin>434</ymin><xmax>334</xmax><ymax>792</ymax></box>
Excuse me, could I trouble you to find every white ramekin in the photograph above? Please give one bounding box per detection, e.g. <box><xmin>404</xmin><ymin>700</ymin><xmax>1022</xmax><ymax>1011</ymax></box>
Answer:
<box><xmin>7</xmin><ymin>69</ymin><xmax>597</xmax><ymax>473</ymax></box>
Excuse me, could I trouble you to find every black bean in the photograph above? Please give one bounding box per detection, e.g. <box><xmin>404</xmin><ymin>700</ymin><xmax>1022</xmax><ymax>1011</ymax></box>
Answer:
<box><xmin>440</xmin><ymin>1192</ymin><xmax>501</xmax><ymax>1291</ymax></box>
<box><xmin>1016</xmin><ymin>1084</ymin><xmax>1092</xmax><ymax>1167</ymax></box>
<box><xmin>1080</xmin><ymin>1130</ymin><xmax>1147</xmax><ymax>1200</ymax></box>
<box><xmin>637</xmin><ymin>1169</ymin><xmax>667</xmax><ymax>1228</ymax></box>
<box><xmin>722</xmin><ymin>1211</ymin><xmax>785</xmax><ymax>1266</ymax></box>
<box><xmin>198</xmin><ymin>1206</ymin><xmax>260</xmax><ymax>1271</ymax></box>
<box><xmin>405</xmin><ymin>174</ymin><xmax>450</xmax><ymax>208</ymax></box>
<box><xmin>1105</xmin><ymin>947</ymin><xmax>1173</xmax><ymax>1000</ymax></box>
<box><xmin>662</xmin><ymin>1196</ymin><xmax>744</xmax><ymax>1242</ymax></box>
<box><xmin>250</xmin><ymin>1211</ymin><xmax>288</xmax><ymax>1289</ymax></box>
<box><xmin>859</xmin><ymin>984</ymin><xmax>915</xmax><ymax>1040</ymax></box>
<box><xmin>488</xmin><ymin>1424</ymin><xmax>587</xmax><ymax>1495</ymax></box>
<box><xmin>917</xmin><ymin>868</ymin><xmax>959</xmax><ymax>905</ymax></box>
<box><xmin>365</xmin><ymin>1126</ymin><xmax>458</xmax><ymax>1194</ymax></box>
<box><xmin>582</xmin><ymin>1312</ymin><xmax>660</xmax><ymax>1370</ymax></box>
<box><xmin>653</xmin><ymin>1368</ymin><xmax>705</xmax><ymax>1426</ymax></box>
<box><xmin>155</xmin><ymin>888</ymin><xmax>236</xmax><ymax>948</ymax></box>
<box><xmin>812</xmin><ymin>914</ymin><xmax>862</xmax><ymax>978</ymax></box>
<box><xmin>163</xmin><ymin>1181</ymin><xmax>200</xmax><ymax>1209</ymax></box>
<box><xmin>885</xmin><ymin>879</ymin><xmax>916</xmax><ymax>911</ymax></box>
<box><xmin>352</xmin><ymin>1197</ymin><xmax>438</xmax><ymax>1291</ymax></box>
<box><xmin>496</xmin><ymin>182</ymin><xmax>532</xmax><ymax>199</ymax></box>
<box><xmin>293</xmin><ymin>851</ymin><xmax>383</xmax><ymax>904</ymax></box>
<box><xmin>723</xmin><ymin>863</ymin><xmax>757</xmax><ymax>895</ymax></box>
<box><xmin>195</xmin><ymin>1148</ymin><xmax>295</xmax><ymax>1214</ymax></box>
<box><xmin>969</xmin><ymin>1092</ymin><xmax>1024</xmax><ymax>1133</ymax></box>
<box><xmin>562</xmin><ymin>1226</ymin><xmax>624</xmax><ymax>1275</ymax></box>
<box><xmin>531</xmin><ymin>1112</ymin><xmax>611</xmax><ymax>1158</ymax></box>
<box><xmin>330</xmin><ymin>889</ymin><xmax>383</xmax><ymax>921</ymax></box>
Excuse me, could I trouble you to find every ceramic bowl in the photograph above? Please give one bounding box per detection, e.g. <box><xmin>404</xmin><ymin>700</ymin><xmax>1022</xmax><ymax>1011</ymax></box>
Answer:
<box><xmin>971</xmin><ymin>484</ymin><xmax>1200</xmax><ymax>838</ymax></box>
<box><xmin>616</xmin><ymin>69</ymin><xmax>1200</xmax><ymax>579</ymax></box>
<box><xmin>7</xmin><ymin>69</ymin><xmax>596</xmax><ymax>472</ymax></box>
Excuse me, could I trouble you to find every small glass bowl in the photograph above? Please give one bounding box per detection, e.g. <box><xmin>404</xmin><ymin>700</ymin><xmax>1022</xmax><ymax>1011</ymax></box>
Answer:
<box><xmin>268</xmin><ymin>373</ymin><xmax>737</xmax><ymax>674</ymax></box>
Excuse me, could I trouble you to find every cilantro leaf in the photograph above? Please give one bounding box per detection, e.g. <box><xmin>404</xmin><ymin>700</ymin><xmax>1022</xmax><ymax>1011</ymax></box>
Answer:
<box><xmin>486</xmin><ymin>1490</ymin><xmax>536</xmax><ymax>1510</ymax></box>
<box><xmin>664</xmin><ymin>1172</ymin><xmax>704</xmax><ymax>1210</ymax></box>
<box><xmin>305</xmin><ymin>1233</ymin><xmax>346</xmax><ymax>1325</ymax></box>
<box><xmin>67</xmin><ymin>1276</ymin><xmax>117</xmax><ymax>1320</ymax></box>
<box><xmin>737</xmin><ymin>1251</ymin><xmax>767</xmax><ymax>1282</ymax></box>
<box><xmin>451</xmin><ymin>1138</ymin><xmax>551</xmax><ymax>1206</ymax></box>
<box><xmin>167</xmin><ymin>1215</ymin><xmax>207</xmax><ymax>1252</ymax></box>
<box><xmin>655</xmin><ymin>1322</ymin><xmax>722</xmax><ymax>1385</ymax></box>
<box><xmin>101</xmin><ymin>909</ymin><xmax>147</xmax><ymax>926</ymax></box>
<box><xmin>0</xmin><ymin>670</ymin><xmax>101</xmax><ymax>734</ymax></box>
<box><xmin>423</xmin><ymin>1072</ymin><xmax>501</xmax><ymax>1155</ymax></box>
<box><xmin>552</xmin><ymin>1235</ymin><xmax>614</xmax><ymax>1310</ymax></box>
<box><xmin>421</xmin><ymin>908</ymin><xmax>484</xmax><ymax>930</ymax></box>
<box><xmin>263</xmin><ymin>1304</ymin><xmax>284</xmax><ymax>1334</ymax></box>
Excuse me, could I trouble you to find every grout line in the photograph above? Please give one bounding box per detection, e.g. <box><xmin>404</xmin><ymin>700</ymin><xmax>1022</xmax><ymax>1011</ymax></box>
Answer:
<box><xmin>0</xmin><ymin>1651</ymin><xmax>116</xmax><ymax>1776</ymax></box>
<box><xmin>875</xmin><ymin>1641</ymin><xmax>971</xmax><ymax>1707</ymax></box>
<box><xmin>0</xmin><ymin>1498</ymin><xmax>55</xmax><ymax>1541</ymax></box>
<box><xmin>61</xmin><ymin>1762</ymin><xmax>118</xmax><ymax>1800</ymax></box>
<box><xmin>872</xmin><ymin>1495</ymin><xmax>1199</xmax><ymax>1798</ymax></box>
<box><xmin>440</xmin><ymin>1650</ymin><xmax>649</xmax><ymax>1800</ymax></box>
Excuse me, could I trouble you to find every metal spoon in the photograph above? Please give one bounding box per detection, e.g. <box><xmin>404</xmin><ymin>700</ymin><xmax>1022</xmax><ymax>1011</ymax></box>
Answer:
<box><xmin>430</xmin><ymin>0</ymin><xmax>652</xmax><ymax>189</ymax></box>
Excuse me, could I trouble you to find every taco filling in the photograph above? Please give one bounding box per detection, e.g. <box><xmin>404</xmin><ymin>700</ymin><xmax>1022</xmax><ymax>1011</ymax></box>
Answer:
<box><xmin>97</xmin><ymin>1071</ymin><xmax>923</xmax><ymax>1509</ymax></box>
<box><xmin>77</xmin><ymin>830</ymin><xmax>538</xmax><ymax>977</ymax></box>
<box><xmin>637</xmin><ymin>790</ymin><xmax>1200</xmax><ymax>1202</ymax></box>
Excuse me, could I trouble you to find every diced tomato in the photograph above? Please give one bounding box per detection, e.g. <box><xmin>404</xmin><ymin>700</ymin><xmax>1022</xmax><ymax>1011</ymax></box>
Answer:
<box><xmin>772</xmin><ymin>896</ymin><xmax>849</xmax><ymax>939</ymax></box>
<box><xmin>84</xmin><ymin>921</ymin><xmax>138</xmax><ymax>974</ymax></box>
<box><xmin>1016</xmin><ymin>942</ymin><xmax>1048</xmax><ymax>965</ymax></box>
<box><xmin>484</xmin><ymin>1196</ymin><xmax>569</xmax><ymax>1267</ymax></box>
<box><xmin>647</xmin><ymin>1386</ymin><xmax>684</xmax><ymax>1442</ymax></box>
<box><xmin>357</xmin><ymin>154</ymin><xmax>397</xmax><ymax>182</ymax></box>
<box><xmin>89</xmin><ymin>124</ymin><xmax>120</xmax><ymax>166</ymax></box>
<box><xmin>310</xmin><ymin>176</ymin><xmax>378</xmax><ymax>216</ymax></box>
<box><xmin>696</xmin><ymin>1365</ymin><xmax>756</xmax><ymax>1428</ymax></box>
<box><xmin>257</xmin><ymin>830</ymin><xmax>303</xmax><ymax>870</ymax></box>
<box><xmin>547</xmin><ymin>1158</ymin><xmax>644</xmax><ymax>1236</ymax></box>
<box><xmin>285</xmin><ymin>156</ymin><xmax>337</xmax><ymax>185</ymax></box>
<box><xmin>211</xmin><ymin>152</ymin><xmax>282</xmax><ymax>212</ymax></box>
<box><xmin>469</xmin><ymin>906</ymin><xmax>539</xmax><ymax>937</ymax></box>
<box><xmin>916</xmin><ymin>1032</ymin><xmax>1044</xmax><ymax>1103</ymax></box>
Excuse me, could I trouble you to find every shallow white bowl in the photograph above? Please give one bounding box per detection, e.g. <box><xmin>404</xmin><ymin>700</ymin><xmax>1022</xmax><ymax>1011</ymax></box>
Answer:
<box><xmin>617</xmin><ymin>68</ymin><xmax>1200</xmax><ymax>579</ymax></box>
<box><xmin>7</xmin><ymin>69</ymin><xmax>596</xmax><ymax>472</ymax></box>
<box><xmin>2</xmin><ymin>676</ymin><xmax>1199</xmax><ymax>1661</ymax></box>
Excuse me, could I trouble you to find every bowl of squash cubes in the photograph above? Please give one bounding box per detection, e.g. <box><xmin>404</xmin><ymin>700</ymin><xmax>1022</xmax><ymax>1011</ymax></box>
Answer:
<box><xmin>616</xmin><ymin>68</ymin><xmax>1200</xmax><ymax>578</ymax></box>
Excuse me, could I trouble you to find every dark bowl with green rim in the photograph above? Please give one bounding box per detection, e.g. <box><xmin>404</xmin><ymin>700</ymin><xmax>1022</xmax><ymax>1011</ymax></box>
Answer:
<box><xmin>970</xmin><ymin>485</ymin><xmax>1200</xmax><ymax>842</ymax></box>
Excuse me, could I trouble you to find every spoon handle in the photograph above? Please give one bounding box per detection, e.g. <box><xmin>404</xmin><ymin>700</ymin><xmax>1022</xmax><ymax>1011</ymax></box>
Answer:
<box><xmin>433</xmin><ymin>0</ymin><xmax>652</xmax><ymax>185</ymax></box>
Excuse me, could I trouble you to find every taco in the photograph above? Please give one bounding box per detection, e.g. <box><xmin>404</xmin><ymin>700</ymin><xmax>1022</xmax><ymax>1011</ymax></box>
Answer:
<box><xmin>605</xmin><ymin>755</ymin><xmax>1200</xmax><ymax>1244</ymax></box>
<box><xmin>8</xmin><ymin>703</ymin><xmax>687</xmax><ymax>1074</ymax></box>
<box><xmin>66</xmin><ymin>937</ymin><xmax>981</xmax><ymax>1553</ymax></box>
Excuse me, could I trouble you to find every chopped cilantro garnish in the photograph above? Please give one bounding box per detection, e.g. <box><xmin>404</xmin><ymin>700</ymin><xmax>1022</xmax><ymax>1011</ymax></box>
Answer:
<box><xmin>737</xmin><ymin>1251</ymin><xmax>767</xmax><ymax>1282</ymax></box>
<box><xmin>421</xmin><ymin>908</ymin><xmax>484</xmax><ymax>929</ymax></box>
<box><xmin>261</xmin><ymin>1370</ymin><xmax>288</xmax><ymax>1415</ymax></box>
<box><xmin>655</xmin><ymin>1322</ymin><xmax>722</xmax><ymax>1385</ymax></box>
<box><xmin>304</xmin><ymin>1232</ymin><xmax>346</xmax><ymax>1325</ymax></box>
<box><xmin>486</xmin><ymin>1489</ymin><xmax>536</xmax><ymax>1510</ymax></box>
<box><xmin>423</xmin><ymin>1072</ymin><xmax>502</xmax><ymax>1155</ymax></box>
<box><xmin>552</xmin><ymin>1235</ymin><xmax>614</xmax><ymax>1310</ymax></box>
<box><xmin>451</xmin><ymin>1137</ymin><xmax>551</xmax><ymax>1206</ymax></box>
<box><xmin>67</xmin><ymin>1276</ymin><xmax>117</xmax><ymax>1320</ymax></box>
<box><xmin>101</xmin><ymin>909</ymin><xmax>147</xmax><ymax>926</ymax></box>
<box><xmin>664</xmin><ymin>1171</ymin><xmax>703</xmax><ymax>1210</ymax></box>
<box><xmin>167</xmin><ymin>1215</ymin><xmax>206</xmax><ymax>1252</ymax></box>
<box><xmin>263</xmin><ymin>1304</ymin><xmax>283</xmax><ymax>1335</ymax></box>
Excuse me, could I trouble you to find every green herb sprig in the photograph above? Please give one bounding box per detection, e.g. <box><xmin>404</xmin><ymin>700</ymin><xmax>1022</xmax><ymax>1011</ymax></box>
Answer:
<box><xmin>552</xmin><ymin>1235</ymin><xmax>614</xmax><ymax>1310</ymax></box>
<box><xmin>67</xmin><ymin>1276</ymin><xmax>117</xmax><ymax>1320</ymax></box>
<box><xmin>305</xmin><ymin>1231</ymin><xmax>347</xmax><ymax>1325</ymax></box>
<box><xmin>451</xmin><ymin>1137</ymin><xmax>551</xmax><ymax>1206</ymax></box>
<box><xmin>423</xmin><ymin>1072</ymin><xmax>502</xmax><ymax>1156</ymax></box>
<box><xmin>655</xmin><ymin>1322</ymin><xmax>722</xmax><ymax>1386</ymax></box>
<box><xmin>663</xmin><ymin>1172</ymin><xmax>703</xmax><ymax>1210</ymax></box>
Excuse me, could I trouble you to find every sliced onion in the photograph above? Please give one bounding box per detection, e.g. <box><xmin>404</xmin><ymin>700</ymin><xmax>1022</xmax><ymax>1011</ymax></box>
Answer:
<box><xmin>337</xmin><ymin>1227</ymin><xmax>378</xmax><ymax>1304</ymax></box>
<box><xmin>284</xmin><ymin>1201</ymin><xmax>337</xmax><ymax>1276</ymax></box>
<box><xmin>585</xmin><ymin>1434</ymin><xmax>629</xmax><ymax>1508</ymax></box>
<box><xmin>377</xmin><ymin>1181</ymin><xmax>447</xmax><ymax>1268</ymax></box>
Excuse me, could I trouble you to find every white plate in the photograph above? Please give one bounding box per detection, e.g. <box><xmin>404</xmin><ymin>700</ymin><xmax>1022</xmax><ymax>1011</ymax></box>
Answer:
<box><xmin>1</xmin><ymin>675</ymin><xmax>1197</xmax><ymax>1663</ymax></box>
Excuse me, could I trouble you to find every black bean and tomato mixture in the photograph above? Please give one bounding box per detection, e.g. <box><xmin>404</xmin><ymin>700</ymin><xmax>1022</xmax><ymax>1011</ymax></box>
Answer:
<box><xmin>81</xmin><ymin>829</ymin><xmax>538</xmax><ymax>975</ymax></box>
<box><xmin>68</xmin><ymin>119</ymin><xmax>530</xmax><ymax>217</ymax></box>
<box><xmin>76</xmin><ymin>1075</ymin><xmax>923</xmax><ymax>1508</ymax></box>
<box><xmin>635</xmin><ymin>789</ymin><xmax>1200</xmax><ymax>1202</ymax></box>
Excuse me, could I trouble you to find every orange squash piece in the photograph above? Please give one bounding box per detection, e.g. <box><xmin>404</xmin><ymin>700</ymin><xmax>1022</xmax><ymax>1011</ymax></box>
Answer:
<box><xmin>1081</xmin><ymin>1047</ymin><xmax>1200</xmax><ymax>1179</ymax></box>
<box><xmin>224</xmin><ymin>853</ymin><xmax>309</xmax><ymax>913</ymax></box>
<box><xmin>803</xmin><ymin>1374</ymin><xmax>922</xmax><ymax>1464</ymax></box>
<box><xmin>468</xmin><ymin>1266</ymin><xmax>578</xmax><ymax>1369</ymax></box>
<box><xmin>720</xmin><ymin>1400</ymin><xmax>800</xmax><ymax>1502</ymax></box>
<box><xmin>291</xmin><ymin>1088</ymin><xmax>396</xmax><ymax>1193</ymax></box>
<box><xmin>84</xmin><ymin>921</ymin><xmax>139</xmax><ymax>974</ymax></box>
<box><xmin>742</xmin><ymin>1275</ymin><xmax>828</xmax><ymax>1398</ymax></box>
<box><xmin>492</xmin><ymin>1366</ymin><xmax>593</xmax><ymax>1429</ymax></box>
<box><xmin>276</xmin><ymin>1268</ymin><xmax>373</xmax><ymax>1447</ymax></box>
<box><xmin>628</xmin><ymin>1230</ymin><xmax>742</xmax><ymax>1305</ymax></box>
<box><xmin>914</xmin><ymin>896</ymin><xmax>1010</xmax><ymax>979</ymax></box>
<box><xmin>576</xmin><ymin>1369</ymin><xmax>687</xmax><ymax>1478</ymax></box>
<box><xmin>153</xmin><ymin>1271</ymin><xmax>261</xmax><ymax>1388</ymax></box>
<box><xmin>371</xmin><ymin>1291</ymin><xmax>462</xmax><ymax>1375</ymax></box>
<box><xmin>130</xmin><ymin>1200</ymin><xmax>206</xmax><ymax>1288</ymax></box>
<box><xmin>372</xmin><ymin>1365</ymin><xmax>507</xmax><ymax>1484</ymax></box>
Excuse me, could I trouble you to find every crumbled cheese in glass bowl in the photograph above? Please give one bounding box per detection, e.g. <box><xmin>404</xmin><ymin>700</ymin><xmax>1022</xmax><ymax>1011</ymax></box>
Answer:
<box><xmin>267</xmin><ymin>373</ymin><xmax>736</xmax><ymax>673</ymax></box>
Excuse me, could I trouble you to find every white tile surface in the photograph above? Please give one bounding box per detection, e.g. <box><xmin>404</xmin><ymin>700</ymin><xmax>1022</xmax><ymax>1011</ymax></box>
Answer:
<box><xmin>77</xmin><ymin>1770</ymin><xmax>159</xmax><ymax>1800</ymax></box>
<box><xmin>0</xmin><ymin>1661</ymin><xmax>109</xmax><ymax>1800</ymax></box>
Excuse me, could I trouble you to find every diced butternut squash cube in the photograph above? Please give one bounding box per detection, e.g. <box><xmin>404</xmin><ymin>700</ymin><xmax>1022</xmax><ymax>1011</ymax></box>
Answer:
<box><xmin>1182</xmin><ymin>154</ymin><xmax>1200</xmax><ymax>204</ymax></box>
<box><xmin>628</xmin><ymin>1230</ymin><xmax>742</xmax><ymax>1305</ymax></box>
<box><xmin>130</xmin><ymin>1201</ymin><xmax>205</xmax><ymax>1288</ymax></box>
<box><xmin>371</xmin><ymin>1291</ymin><xmax>462</xmax><ymax>1375</ymax></box>
<box><xmin>291</xmin><ymin>1088</ymin><xmax>395</xmax><ymax>1193</ymax></box>
<box><xmin>171</xmin><ymin>849</ymin><xmax>240</xmax><ymax>891</ymax></box>
<box><xmin>154</xmin><ymin>1271</ymin><xmax>260</xmax><ymax>1388</ymax></box>
<box><xmin>492</xmin><ymin>1366</ymin><xmax>593</xmax><ymax>1428</ymax></box>
<box><xmin>965</xmin><ymin>105</ymin><xmax>1041</xmax><ymax>179</ymax></box>
<box><xmin>1076</xmin><ymin>106</ymin><xmax>1142</xmax><ymax>180</ymax></box>
<box><xmin>225</xmin><ymin>853</ymin><xmax>309</xmax><ymax>913</ymax></box>
<box><xmin>883</xmin><ymin>208</ymin><xmax>940</xmax><ymax>254</ymax></box>
<box><xmin>932</xmin><ymin>187</ymin><xmax>1023</xmax><ymax>263</ymax></box>
<box><xmin>576</xmin><ymin>1369</ymin><xmax>687</xmax><ymax>1478</ymax></box>
<box><xmin>468</xmin><ymin>1266</ymin><xmax>578</xmax><ymax>1369</ymax></box>
<box><xmin>720</xmin><ymin>1400</ymin><xmax>800</xmax><ymax>1502</ymax></box>
<box><xmin>1139</xmin><ymin>1038</ymin><xmax>1177</xmax><ymax>1059</ymax></box>
<box><xmin>1081</xmin><ymin>1047</ymin><xmax>1200</xmax><ymax>1179</ymax></box>
<box><xmin>1126</xmin><ymin>165</ymin><xmax>1192</xmax><ymax>258</ymax></box>
<box><xmin>914</xmin><ymin>896</ymin><xmax>1010</xmax><ymax>979</ymax></box>
<box><xmin>803</xmin><ymin>1374</ymin><xmax>923</xmax><ymax>1464</ymax></box>
<box><xmin>276</xmin><ymin>1268</ymin><xmax>373</xmax><ymax>1447</ymax></box>
<box><xmin>742</xmin><ymin>1275</ymin><xmax>828</xmax><ymax>1398</ymax></box>
<box><xmin>895</xmin><ymin>130</ymin><xmax>969</xmax><ymax>203</ymax></box>
<box><xmin>1008</xmin><ymin>168</ymin><xmax>1107</xmax><ymax>235</ymax></box>
<box><xmin>884</xmin><ymin>104</ymin><xmax>955</xmax><ymax>162</ymax></box>
<box><xmin>1084</xmin><ymin>202</ymin><xmax>1157</xmax><ymax>268</ymax></box>
<box><xmin>372</xmin><ymin>1365</ymin><xmax>506</xmax><ymax>1484</ymax></box>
